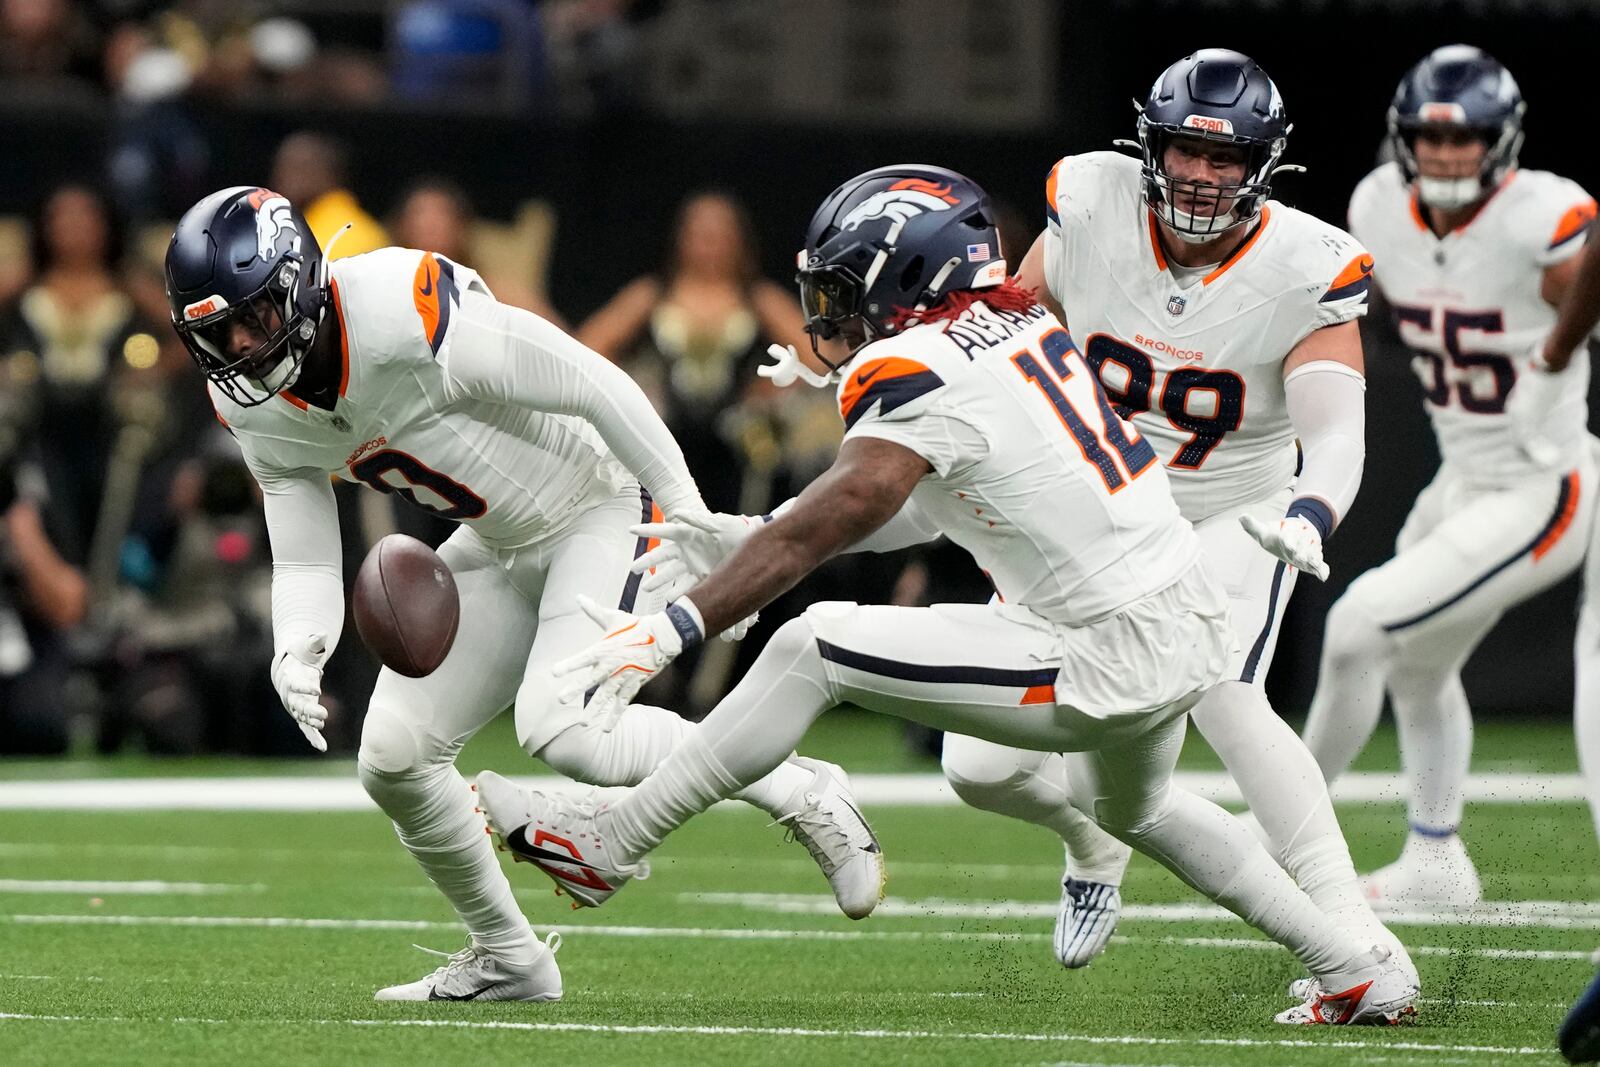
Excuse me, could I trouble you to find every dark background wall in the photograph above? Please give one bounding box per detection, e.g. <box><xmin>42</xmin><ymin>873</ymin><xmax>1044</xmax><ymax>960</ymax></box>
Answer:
<box><xmin>6</xmin><ymin>0</ymin><xmax>1597</xmax><ymax>717</ymax></box>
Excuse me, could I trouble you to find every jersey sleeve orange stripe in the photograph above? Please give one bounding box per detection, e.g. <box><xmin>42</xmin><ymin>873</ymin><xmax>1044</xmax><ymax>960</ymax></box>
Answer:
<box><xmin>1549</xmin><ymin>199</ymin><xmax>1598</xmax><ymax>251</ymax></box>
<box><xmin>1320</xmin><ymin>251</ymin><xmax>1374</xmax><ymax>304</ymax></box>
<box><xmin>838</xmin><ymin>356</ymin><xmax>944</xmax><ymax>428</ymax></box>
<box><xmin>414</xmin><ymin>252</ymin><xmax>443</xmax><ymax>348</ymax></box>
<box><xmin>1044</xmin><ymin>159</ymin><xmax>1064</xmax><ymax>225</ymax></box>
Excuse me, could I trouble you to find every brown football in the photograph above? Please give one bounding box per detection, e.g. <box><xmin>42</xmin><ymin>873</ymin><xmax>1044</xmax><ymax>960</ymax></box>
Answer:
<box><xmin>352</xmin><ymin>534</ymin><xmax>460</xmax><ymax>678</ymax></box>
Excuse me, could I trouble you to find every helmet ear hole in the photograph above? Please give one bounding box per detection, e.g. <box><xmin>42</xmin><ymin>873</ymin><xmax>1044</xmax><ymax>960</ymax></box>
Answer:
<box><xmin>899</xmin><ymin>255</ymin><xmax>925</xmax><ymax>292</ymax></box>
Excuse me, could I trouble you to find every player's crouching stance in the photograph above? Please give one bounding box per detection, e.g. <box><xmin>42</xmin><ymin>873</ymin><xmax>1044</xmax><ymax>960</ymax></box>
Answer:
<box><xmin>164</xmin><ymin>187</ymin><xmax>880</xmax><ymax>1002</ymax></box>
<box><xmin>478</xmin><ymin>166</ymin><xmax>1419</xmax><ymax>1025</ymax></box>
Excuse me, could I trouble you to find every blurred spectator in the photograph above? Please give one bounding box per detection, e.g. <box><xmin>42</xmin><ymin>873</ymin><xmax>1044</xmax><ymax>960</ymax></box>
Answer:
<box><xmin>0</xmin><ymin>0</ymin><xmax>100</xmax><ymax>90</ymax></box>
<box><xmin>104</xmin><ymin>20</ymin><xmax>209</xmax><ymax>221</ymax></box>
<box><xmin>389</xmin><ymin>176</ymin><xmax>564</xmax><ymax>324</ymax></box>
<box><xmin>270</xmin><ymin>132</ymin><xmax>388</xmax><ymax>258</ymax></box>
<box><xmin>390</xmin><ymin>0</ymin><xmax>545</xmax><ymax>110</ymax></box>
<box><xmin>577</xmin><ymin>189</ymin><xmax>810</xmax><ymax>514</ymax></box>
<box><xmin>0</xmin><ymin>182</ymin><xmax>138</xmax><ymax>555</ymax></box>
<box><xmin>0</xmin><ymin>424</ymin><xmax>89</xmax><ymax>756</ymax></box>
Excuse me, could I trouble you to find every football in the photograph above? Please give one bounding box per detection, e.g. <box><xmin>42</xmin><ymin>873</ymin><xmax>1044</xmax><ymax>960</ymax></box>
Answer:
<box><xmin>352</xmin><ymin>534</ymin><xmax>460</xmax><ymax>678</ymax></box>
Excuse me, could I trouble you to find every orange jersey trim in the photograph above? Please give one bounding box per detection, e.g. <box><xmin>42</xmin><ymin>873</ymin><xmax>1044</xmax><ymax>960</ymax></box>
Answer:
<box><xmin>1550</xmin><ymin>199</ymin><xmax>1599</xmax><ymax>251</ymax></box>
<box><xmin>414</xmin><ymin>253</ymin><xmax>444</xmax><ymax>351</ymax></box>
<box><xmin>1329</xmin><ymin>252</ymin><xmax>1375</xmax><ymax>292</ymax></box>
<box><xmin>1045</xmin><ymin>160</ymin><xmax>1063</xmax><ymax>225</ymax></box>
<box><xmin>278</xmin><ymin>277</ymin><xmax>350</xmax><ymax>411</ymax></box>
<box><xmin>838</xmin><ymin>356</ymin><xmax>937</xmax><ymax>425</ymax></box>
<box><xmin>1201</xmin><ymin>206</ymin><xmax>1271</xmax><ymax>286</ymax></box>
<box><xmin>1146</xmin><ymin>210</ymin><xmax>1169</xmax><ymax>271</ymax></box>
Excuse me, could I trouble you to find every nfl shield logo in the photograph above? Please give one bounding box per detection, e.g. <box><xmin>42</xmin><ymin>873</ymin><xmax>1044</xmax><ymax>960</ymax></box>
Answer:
<box><xmin>331</xmin><ymin>414</ymin><xmax>352</xmax><ymax>433</ymax></box>
<box><xmin>1167</xmin><ymin>294</ymin><xmax>1187</xmax><ymax>317</ymax></box>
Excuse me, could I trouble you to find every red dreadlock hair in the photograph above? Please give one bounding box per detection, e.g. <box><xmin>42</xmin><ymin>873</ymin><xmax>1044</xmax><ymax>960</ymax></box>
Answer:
<box><xmin>885</xmin><ymin>279</ymin><xmax>1041</xmax><ymax>333</ymax></box>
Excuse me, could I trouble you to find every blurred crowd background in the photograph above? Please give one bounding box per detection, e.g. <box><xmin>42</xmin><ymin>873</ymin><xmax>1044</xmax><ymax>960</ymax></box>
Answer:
<box><xmin>1</xmin><ymin>0</ymin><xmax>1597</xmax><ymax>759</ymax></box>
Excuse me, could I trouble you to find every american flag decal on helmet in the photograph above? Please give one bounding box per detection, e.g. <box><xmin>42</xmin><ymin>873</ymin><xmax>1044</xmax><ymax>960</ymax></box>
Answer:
<box><xmin>966</xmin><ymin>243</ymin><xmax>991</xmax><ymax>262</ymax></box>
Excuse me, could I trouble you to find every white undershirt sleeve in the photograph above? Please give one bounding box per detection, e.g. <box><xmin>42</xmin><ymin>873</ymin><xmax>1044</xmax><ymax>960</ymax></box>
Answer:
<box><xmin>1283</xmin><ymin>359</ymin><xmax>1367</xmax><ymax>538</ymax></box>
<box><xmin>440</xmin><ymin>290</ymin><xmax>705</xmax><ymax>517</ymax></box>
<box><xmin>255</xmin><ymin>466</ymin><xmax>345</xmax><ymax>658</ymax></box>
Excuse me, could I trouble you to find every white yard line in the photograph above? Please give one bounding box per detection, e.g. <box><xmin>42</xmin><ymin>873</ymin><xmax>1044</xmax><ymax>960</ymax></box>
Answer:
<box><xmin>682</xmin><ymin>891</ymin><xmax>1600</xmax><ymax>930</ymax></box>
<box><xmin>4</xmin><ymin>913</ymin><xmax>1594</xmax><ymax>961</ymax></box>
<box><xmin>0</xmin><ymin>1010</ymin><xmax>1559</xmax><ymax>1056</ymax></box>
<box><xmin>0</xmin><ymin>771</ymin><xmax>1589</xmax><ymax>810</ymax></box>
<box><xmin>0</xmin><ymin>879</ymin><xmax>260</xmax><ymax>896</ymax></box>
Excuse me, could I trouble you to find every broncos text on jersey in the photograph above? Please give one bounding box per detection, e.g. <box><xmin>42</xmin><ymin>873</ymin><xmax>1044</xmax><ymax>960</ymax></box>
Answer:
<box><xmin>1042</xmin><ymin>151</ymin><xmax>1373</xmax><ymax>523</ymax></box>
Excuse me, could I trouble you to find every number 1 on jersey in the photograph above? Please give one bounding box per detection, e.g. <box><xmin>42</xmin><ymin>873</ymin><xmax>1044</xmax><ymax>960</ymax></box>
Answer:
<box><xmin>1012</xmin><ymin>328</ymin><xmax>1156</xmax><ymax>493</ymax></box>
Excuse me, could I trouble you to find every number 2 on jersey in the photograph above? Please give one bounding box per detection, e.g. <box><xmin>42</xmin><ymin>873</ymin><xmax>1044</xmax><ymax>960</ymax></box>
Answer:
<box><xmin>1011</xmin><ymin>327</ymin><xmax>1156</xmax><ymax>492</ymax></box>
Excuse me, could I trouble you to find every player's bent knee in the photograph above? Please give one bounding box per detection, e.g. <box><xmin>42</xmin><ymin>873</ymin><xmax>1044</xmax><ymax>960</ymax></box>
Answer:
<box><xmin>357</xmin><ymin>705</ymin><xmax>426</xmax><ymax>778</ymax></box>
<box><xmin>1323</xmin><ymin>588</ymin><xmax>1392</xmax><ymax>666</ymax></box>
<box><xmin>941</xmin><ymin>735</ymin><xmax>1043</xmax><ymax>810</ymax></box>
<box><xmin>1079</xmin><ymin>781</ymin><xmax>1171</xmax><ymax>841</ymax></box>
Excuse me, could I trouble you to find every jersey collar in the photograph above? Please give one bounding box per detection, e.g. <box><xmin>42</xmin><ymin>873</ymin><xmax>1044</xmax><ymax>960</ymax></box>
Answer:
<box><xmin>1146</xmin><ymin>206</ymin><xmax>1272</xmax><ymax>287</ymax></box>
<box><xmin>279</xmin><ymin>278</ymin><xmax>352</xmax><ymax>412</ymax></box>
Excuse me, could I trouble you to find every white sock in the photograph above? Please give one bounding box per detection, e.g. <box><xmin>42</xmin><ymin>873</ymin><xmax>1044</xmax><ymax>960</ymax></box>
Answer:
<box><xmin>358</xmin><ymin>759</ymin><xmax>537</xmax><ymax>959</ymax></box>
<box><xmin>537</xmin><ymin>703</ymin><xmax>814</xmax><ymax>820</ymax></box>
<box><xmin>1191</xmin><ymin>682</ymin><xmax>1367</xmax><ymax>919</ymax></box>
<box><xmin>1390</xmin><ymin>667</ymin><xmax>1472</xmax><ymax>834</ymax></box>
<box><xmin>606</xmin><ymin>617</ymin><xmax>834</xmax><ymax>860</ymax></box>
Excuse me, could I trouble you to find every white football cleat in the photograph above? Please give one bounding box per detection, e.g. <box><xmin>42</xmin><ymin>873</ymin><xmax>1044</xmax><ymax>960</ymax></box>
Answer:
<box><xmin>1276</xmin><ymin>945</ymin><xmax>1419</xmax><ymax>1026</ymax></box>
<box><xmin>1363</xmin><ymin>832</ymin><xmax>1483</xmax><ymax>906</ymax></box>
<box><xmin>774</xmin><ymin>757</ymin><xmax>885</xmax><ymax>919</ymax></box>
<box><xmin>475</xmin><ymin>770</ymin><xmax>646</xmax><ymax>908</ymax></box>
<box><xmin>1053</xmin><ymin>877</ymin><xmax>1121</xmax><ymax>968</ymax></box>
<box><xmin>374</xmin><ymin>932</ymin><xmax>562</xmax><ymax>1002</ymax></box>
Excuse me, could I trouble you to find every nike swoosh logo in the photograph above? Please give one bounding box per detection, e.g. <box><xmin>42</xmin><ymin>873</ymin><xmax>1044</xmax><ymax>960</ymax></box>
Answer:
<box><xmin>509</xmin><ymin>829</ymin><xmax>602</xmax><ymax>872</ymax></box>
<box><xmin>1358</xmin><ymin>256</ymin><xmax>1373</xmax><ymax>273</ymax></box>
<box><xmin>855</xmin><ymin>365</ymin><xmax>885</xmax><ymax>387</ymax></box>
<box><xmin>420</xmin><ymin>270</ymin><xmax>434</xmax><ymax>297</ymax></box>
<box><xmin>838</xmin><ymin>797</ymin><xmax>882</xmax><ymax>854</ymax></box>
<box><xmin>428</xmin><ymin>982</ymin><xmax>504</xmax><ymax>1001</ymax></box>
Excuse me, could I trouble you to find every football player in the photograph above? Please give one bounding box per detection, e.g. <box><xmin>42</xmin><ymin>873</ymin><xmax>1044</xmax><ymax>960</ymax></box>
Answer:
<box><xmin>928</xmin><ymin>49</ymin><xmax>1397</xmax><ymax>974</ymax></box>
<box><xmin>1301</xmin><ymin>45</ymin><xmax>1597</xmax><ymax>904</ymax></box>
<box><xmin>163</xmin><ymin>187</ymin><xmax>882</xmax><ymax>1001</ymax></box>
<box><xmin>476</xmin><ymin>165</ymin><xmax>1419</xmax><ymax>1025</ymax></box>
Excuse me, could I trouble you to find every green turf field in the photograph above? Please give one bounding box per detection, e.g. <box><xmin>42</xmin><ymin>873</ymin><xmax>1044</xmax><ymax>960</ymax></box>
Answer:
<box><xmin>2</xmin><ymin>713</ymin><xmax>1595</xmax><ymax>1066</ymax></box>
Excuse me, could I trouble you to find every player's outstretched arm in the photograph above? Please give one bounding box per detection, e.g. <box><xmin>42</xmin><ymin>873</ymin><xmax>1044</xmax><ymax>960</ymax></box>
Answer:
<box><xmin>254</xmin><ymin>465</ymin><xmax>344</xmax><ymax>751</ymax></box>
<box><xmin>441</xmin><ymin>290</ymin><xmax>706</xmax><ymax>518</ymax></box>
<box><xmin>552</xmin><ymin>439</ymin><xmax>930</xmax><ymax>717</ymax></box>
<box><xmin>1541</xmin><ymin>219</ymin><xmax>1600</xmax><ymax>371</ymax></box>
<box><xmin>1244</xmin><ymin>322</ymin><xmax>1367</xmax><ymax>582</ymax></box>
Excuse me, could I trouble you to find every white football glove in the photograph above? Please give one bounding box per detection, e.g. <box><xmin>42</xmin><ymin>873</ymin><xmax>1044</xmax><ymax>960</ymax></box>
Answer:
<box><xmin>1239</xmin><ymin>514</ymin><xmax>1330</xmax><ymax>582</ymax></box>
<box><xmin>1506</xmin><ymin>341</ymin><xmax>1573</xmax><ymax>467</ymax></box>
<box><xmin>757</xmin><ymin>343</ymin><xmax>834</xmax><ymax>389</ymax></box>
<box><xmin>633</xmin><ymin>511</ymin><xmax>762</xmax><ymax>641</ymax></box>
<box><xmin>270</xmin><ymin>631</ymin><xmax>331</xmax><ymax>752</ymax></box>
<box><xmin>553</xmin><ymin>596</ymin><xmax>695</xmax><ymax>730</ymax></box>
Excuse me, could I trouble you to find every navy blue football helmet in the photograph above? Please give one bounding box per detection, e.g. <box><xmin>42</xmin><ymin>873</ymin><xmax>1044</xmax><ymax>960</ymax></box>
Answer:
<box><xmin>1134</xmin><ymin>49</ymin><xmax>1291</xmax><ymax>241</ymax></box>
<box><xmin>1387</xmin><ymin>45</ymin><xmax>1524</xmax><ymax>210</ymax></box>
<box><xmin>795</xmin><ymin>164</ymin><xmax>1006</xmax><ymax>368</ymax></box>
<box><xmin>165</xmin><ymin>186</ymin><xmax>328</xmax><ymax>406</ymax></box>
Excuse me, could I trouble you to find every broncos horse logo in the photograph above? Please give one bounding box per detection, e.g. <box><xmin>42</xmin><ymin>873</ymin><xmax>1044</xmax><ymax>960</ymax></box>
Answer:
<box><xmin>840</xmin><ymin>178</ymin><xmax>961</xmax><ymax>232</ymax></box>
<box><xmin>247</xmin><ymin>188</ymin><xmax>301</xmax><ymax>261</ymax></box>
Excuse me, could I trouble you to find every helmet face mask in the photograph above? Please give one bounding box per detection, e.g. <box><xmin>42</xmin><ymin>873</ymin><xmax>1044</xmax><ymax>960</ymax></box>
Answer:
<box><xmin>1134</xmin><ymin>50</ymin><xmax>1290</xmax><ymax>244</ymax></box>
<box><xmin>1387</xmin><ymin>45</ymin><xmax>1525</xmax><ymax>212</ymax></box>
<box><xmin>165</xmin><ymin>187</ymin><xmax>326</xmax><ymax>407</ymax></box>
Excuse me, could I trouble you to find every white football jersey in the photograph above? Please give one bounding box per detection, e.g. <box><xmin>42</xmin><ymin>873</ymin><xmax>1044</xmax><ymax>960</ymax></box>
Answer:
<box><xmin>836</xmin><ymin>299</ymin><xmax>1200</xmax><ymax>626</ymax></box>
<box><xmin>212</xmin><ymin>248</ymin><xmax>629</xmax><ymax>550</ymax></box>
<box><xmin>1043</xmin><ymin>152</ymin><xmax>1373</xmax><ymax>523</ymax></box>
<box><xmin>1348</xmin><ymin>162</ymin><xmax>1597</xmax><ymax>484</ymax></box>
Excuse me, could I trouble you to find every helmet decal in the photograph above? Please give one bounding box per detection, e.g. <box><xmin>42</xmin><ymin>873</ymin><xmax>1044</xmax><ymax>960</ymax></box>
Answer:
<box><xmin>841</xmin><ymin>186</ymin><xmax>959</xmax><ymax>232</ymax></box>
<box><xmin>251</xmin><ymin>192</ymin><xmax>301</xmax><ymax>261</ymax></box>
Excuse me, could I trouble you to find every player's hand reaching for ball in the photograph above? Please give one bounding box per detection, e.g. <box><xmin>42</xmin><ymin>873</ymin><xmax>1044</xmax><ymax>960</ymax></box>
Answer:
<box><xmin>271</xmin><ymin>632</ymin><xmax>331</xmax><ymax>752</ymax></box>
<box><xmin>631</xmin><ymin>511</ymin><xmax>762</xmax><ymax>641</ymax></box>
<box><xmin>553</xmin><ymin>597</ymin><xmax>705</xmax><ymax>729</ymax></box>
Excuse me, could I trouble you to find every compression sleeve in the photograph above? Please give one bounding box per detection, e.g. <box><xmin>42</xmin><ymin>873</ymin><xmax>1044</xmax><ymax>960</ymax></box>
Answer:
<box><xmin>254</xmin><ymin>465</ymin><xmax>345</xmax><ymax>658</ymax></box>
<box><xmin>1283</xmin><ymin>360</ymin><xmax>1367</xmax><ymax>539</ymax></box>
<box><xmin>440</xmin><ymin>290</ymin><xmax>706</xmax><ymax>517</ymax></box>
